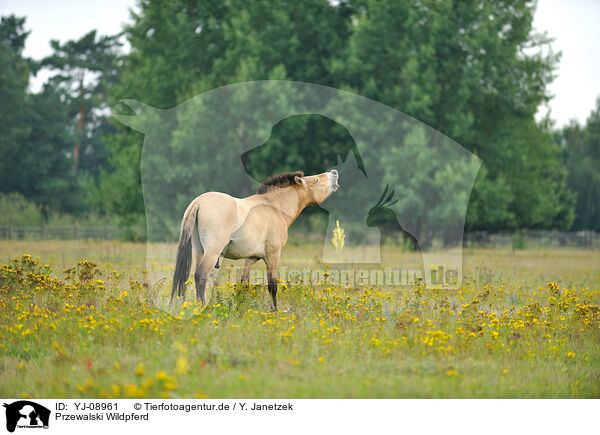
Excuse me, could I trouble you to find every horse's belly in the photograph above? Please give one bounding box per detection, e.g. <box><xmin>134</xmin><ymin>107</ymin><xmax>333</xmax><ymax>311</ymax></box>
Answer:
<box><xmin>222</xmin><ymin>206</ymin><xmax>269</xmax><ymax>260</ymax></box>
<box><xmin>223</xmin><ymin>238</ymin><xmax>263</xmax><ymax>260</ymax></box>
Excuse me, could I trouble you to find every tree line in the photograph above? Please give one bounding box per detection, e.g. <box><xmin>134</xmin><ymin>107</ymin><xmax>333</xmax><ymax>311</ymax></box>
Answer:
<box><xmin>1</xmin><ymin>0</ymin><xmax>599</xmax><ymax>239</ymax></box>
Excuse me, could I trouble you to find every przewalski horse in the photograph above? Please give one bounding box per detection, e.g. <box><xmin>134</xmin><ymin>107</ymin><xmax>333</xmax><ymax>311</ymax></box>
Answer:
<box><xmin>171</xmin><ymin>170</ymin><xmax>339</xmax><ymax>310</ymax></box>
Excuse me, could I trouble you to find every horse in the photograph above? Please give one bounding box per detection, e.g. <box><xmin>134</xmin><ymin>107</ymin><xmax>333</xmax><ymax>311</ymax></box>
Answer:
<box><xmin>171</xmin><ymin>169</ymin><xmax>340</xmax><ymax>310</ymax></box>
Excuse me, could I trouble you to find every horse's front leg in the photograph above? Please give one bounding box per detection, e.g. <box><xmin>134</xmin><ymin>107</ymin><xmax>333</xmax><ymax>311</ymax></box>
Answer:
<box><xmin>241</xmin><ymin>257</ymin><xmax>259</xmax><ymax>285</ymax></box>
<box><xmin>264</xmin><ymin>249</ymin><xmax>281</xmax><ymax>311</ymax></box>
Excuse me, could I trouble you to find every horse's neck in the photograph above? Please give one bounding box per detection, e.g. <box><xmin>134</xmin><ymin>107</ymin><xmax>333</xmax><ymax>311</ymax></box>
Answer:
<box><xmin>262</xmin><ymin>186</ymin><xmax>310</xmax><ymax>227</ymax></box>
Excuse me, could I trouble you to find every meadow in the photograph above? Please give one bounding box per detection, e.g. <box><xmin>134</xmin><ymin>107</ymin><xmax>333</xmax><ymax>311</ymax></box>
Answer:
<box><xmin>0</xmin><ymin>240</ymin><xmax>599</xmax><ymax>398</ymax></box>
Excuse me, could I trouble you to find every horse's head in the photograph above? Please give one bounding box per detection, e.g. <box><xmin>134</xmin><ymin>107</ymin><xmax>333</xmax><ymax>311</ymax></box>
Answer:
<box><xmin>295</xmin><ymin>170</ymin><xmax>339</xmax><ymax>205</ymax></box>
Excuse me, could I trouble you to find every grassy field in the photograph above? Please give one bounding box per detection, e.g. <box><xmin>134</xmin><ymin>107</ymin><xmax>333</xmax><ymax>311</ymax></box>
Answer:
<box><xmin>0</xmin><ymin>240</ymin><xmax>599</xmax><ymax>398</ymax></box>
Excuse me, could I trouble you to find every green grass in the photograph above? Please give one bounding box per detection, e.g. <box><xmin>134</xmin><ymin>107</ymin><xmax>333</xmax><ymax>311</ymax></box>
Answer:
<box><xmin>0</xmin><ymin>241</ymin><xmax>599</xmax><ymax>398</ymax></box>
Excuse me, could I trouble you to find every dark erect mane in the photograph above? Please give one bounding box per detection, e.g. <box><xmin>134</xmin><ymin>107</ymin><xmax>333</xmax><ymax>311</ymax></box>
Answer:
<box><xmin>257</xmin><ymin>171</ymin><xmax>304</xmax><ymax>194</ymax></box>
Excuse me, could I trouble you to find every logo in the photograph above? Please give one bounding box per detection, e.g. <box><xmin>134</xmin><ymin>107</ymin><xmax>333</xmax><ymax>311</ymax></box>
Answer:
<box><xmin>3</xmin><ymin>401</ymin><xmax>50</xmax><ymax>433</ymax></box>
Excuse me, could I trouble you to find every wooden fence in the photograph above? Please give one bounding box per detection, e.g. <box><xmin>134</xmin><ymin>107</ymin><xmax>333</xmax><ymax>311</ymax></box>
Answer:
<box><xmin>463</xmin><ymin>230</ymin><xmax>598</xmax><ymax>249</ymax></box>
<box><xmin>0</xmin><ymin>225</ymin><xmax>597</xmax><ymax>249</ymax></box>
<box><xmin>0</xmin><ymin>225</ymin><xmax>135</xmax><ymax>241</ymax></box>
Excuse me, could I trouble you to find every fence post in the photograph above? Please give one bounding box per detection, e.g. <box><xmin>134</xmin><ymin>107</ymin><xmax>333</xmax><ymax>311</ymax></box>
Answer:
<box><xmin>585</xmin><ymin>230</ymin><xmax>590</xmax><ymax>248</ymax></box>
<box><xmin>74</xmin><ymin>223</ymin><xmax>79</xmax><ymax>239</ymax></box>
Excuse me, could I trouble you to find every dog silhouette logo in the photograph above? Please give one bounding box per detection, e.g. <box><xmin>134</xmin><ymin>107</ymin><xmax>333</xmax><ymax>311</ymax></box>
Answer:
<box><xmin>3</xmin><ymin>401</ymin><xmax>50</xmax><ymax>432</ymax></box>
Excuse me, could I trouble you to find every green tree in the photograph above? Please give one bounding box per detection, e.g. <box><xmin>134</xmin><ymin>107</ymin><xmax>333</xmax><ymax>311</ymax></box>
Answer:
<box><xmin>26</xmin><ymin>86</ymin><xmax>84</xmax><ymax>214</ymax></box>
<box><xmin>97</xmin><ymin>0</ymin><xmax>574</xmax><ymax>235</ymax></box>
<box><xmin>334</xmin><ymin>0</ymin><xmax>572</xmax><ymax>230</ymax></box>
<box><xmin>219</xmin><ymin>0</ymin><xmax>358</xmax><ymax>184</ymax></box>
<box><xmin>98</xmin><ymin>0</ymin><xmax>356</xmax><ymax>227</ymax></box>
<box><xmin>0</xmin><ymin>15</ymin><xmax>82</xmax><ymax>214</ymax></box>
<box><xmin>559</xmin><ymin>98</ymin><xmax>600</xmax><ymax>231</ymax></box>
<box><xmin>94</xmin><ymin>0</ymin><xmax>235</xmax><ymax>227</ymax></box>
<box><xmin>0</xmin><ymin>16</ymin><xmax>31</xmax><ymax>194</ymax></box>
<box><xmin>41</xmin><ymin>30</ymin><xmax>121</xmax><ymax>175</ymax></box>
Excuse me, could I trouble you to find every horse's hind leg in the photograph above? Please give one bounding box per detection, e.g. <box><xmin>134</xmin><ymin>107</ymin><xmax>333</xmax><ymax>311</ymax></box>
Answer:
<box><xmin>188</xmin><ymin>227</ymin><xmax>204</xmax><ymax>302</ymax></box>
<box><xmin>194</xmin><ymin>267</ymin><xmax>207</xmax><ymax>305</ymax></box>
<box><xmin>191</xmin><ymin>229</ymin><xmax>220</xmax><ymax>305</ymax></box>
<box><xmin>194</xmin><ymin>249</ymin><xmax>222</xmax><ymax>305</ymax></box>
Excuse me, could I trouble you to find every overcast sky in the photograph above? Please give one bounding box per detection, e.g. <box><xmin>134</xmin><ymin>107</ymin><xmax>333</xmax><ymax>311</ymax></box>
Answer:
<box><xmin>1</xmin><ymin>0</ymin><xmax>599</xmax><ymax>128</ymax></box>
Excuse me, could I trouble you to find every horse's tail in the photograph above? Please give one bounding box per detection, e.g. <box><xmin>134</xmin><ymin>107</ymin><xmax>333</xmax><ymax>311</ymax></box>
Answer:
<box><xmin>171</xmin><ymin>201</ymin><xmax>199</xmax><ymax>304</ymax></box>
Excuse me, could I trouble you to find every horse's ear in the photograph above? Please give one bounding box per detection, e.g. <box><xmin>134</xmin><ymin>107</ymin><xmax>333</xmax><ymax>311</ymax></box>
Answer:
<box><xmin>294</xmin><ymin>175</ymin><xmax>304</xmax><ymax>185</ymax></box>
